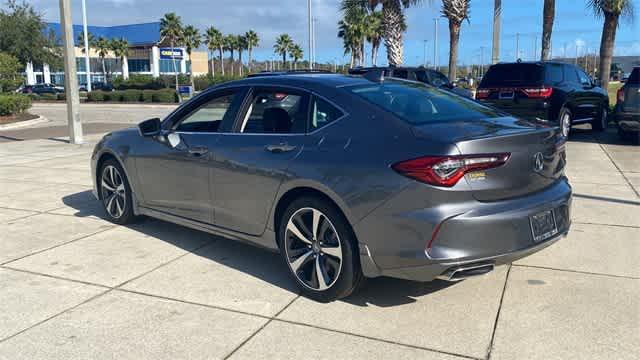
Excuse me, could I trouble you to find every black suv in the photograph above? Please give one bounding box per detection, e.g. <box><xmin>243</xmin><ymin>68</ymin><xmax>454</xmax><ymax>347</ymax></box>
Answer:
<box><xmin>476</xmin><ymin>61</ymin><xmax>609</xmax><ymax>137</ymax></box>
<box><xmin>348</xmin><ymin>66</ymin><xmax>474</xmax><ymax>98</ymax></box>
<box><xmin>614</xmin><ymin>67</ymin><xmax>639</xmax><ymax>143</ymax></box>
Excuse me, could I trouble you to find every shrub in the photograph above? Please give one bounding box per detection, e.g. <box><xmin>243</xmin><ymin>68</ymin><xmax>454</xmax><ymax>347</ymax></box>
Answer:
<box><xmin>141</xmin><ymin>90</ymin><xmax>154</xmax><ymax>103</ymax></box>
<box><xmin>39</xmin><ymin>93</ymin><xmax>57</xmax><ymax>101</ymax></box>
<box><xmin>56</xmin><ymin>92</ymin><xmax>66</xmax><ymax>101</ymax></box>
<box><xmin>87</xmin><ymin>91</ymin><xmax>105</xmax><ymax>102</ymax></box>
<box><xmin>27</xmin><ymin>93</ymin><xmax>40</xmax><ymax>101</ymax></box>
<box><xmin>0</xmin><ymin>94</ymin><xmax>32</xmax><ymax>116</ymax></box>
<box><xmin>113</xmin><ymin>74</ymin><xmax>164</xmax><ymax>90</ymax></box>
<box><xmin>122</xmin><ymin>89</ymin><xmax>142</xmax><ymax>102</ymax></box>
<box><xmin>103</xmin><ymin>90</ymin><xmax>123</xmax><ymax>102</ymax></box>
<box><xmin>152</xmin><ymin>89</ymin><xmax>177</xmax><ymax>103</ymax></box>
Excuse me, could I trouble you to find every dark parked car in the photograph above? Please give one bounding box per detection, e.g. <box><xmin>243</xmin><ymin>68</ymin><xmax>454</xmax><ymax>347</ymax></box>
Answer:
<box><xmin>91</xmin><ymin>72</ymin><xmax>571</xmax><ymax>301</ymax></box>
<box><xmin>21</xmin><ymin>83</ymin><xmax>64</xmax><ymax>95</ymax></box>
<box><xmin>348</xmin><ymin>66</ymin><xmax>474</xmax><ymax>98</ymax></box>
<box><xmin>476</xmin><ymin>61</ymin><xmax>609</xmax><ymax>137</ymax></box>
<box><xmin>615</xmin><ymin>67</ymin><xmax>640</xmax><ymax>143</ymax></box>
<box><xmin>79</xmin><ymin>82</ymin><xmax>114</xmax><ymax>92</ymax></box>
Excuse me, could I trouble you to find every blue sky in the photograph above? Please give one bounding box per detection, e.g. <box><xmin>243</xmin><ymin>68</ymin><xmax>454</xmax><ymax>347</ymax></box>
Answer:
<box><xmin>21</xmin><ymin>0</ymin><xmax>640</xmax><ymax>66</ymax></box>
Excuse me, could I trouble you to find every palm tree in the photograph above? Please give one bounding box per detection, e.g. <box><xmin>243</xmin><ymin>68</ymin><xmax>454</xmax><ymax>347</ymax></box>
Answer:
<box><xmin>366</xmin><ymin>11</ymin><xmax>384</xmax><ymax>66</ymax></box>
<box><xmin>290</xmin><ymin>44</ymin><xmax>304</xmax><ymax>70</ymax></box>
<box><xmin>541</xmin><ymin>0</ymin><xmax>555</xmax><ymax>60</ymax></box>
<box><xmin>588</xmin><ymin>0</ymin><xmax>634</xmax><ymax>90</ymax></box>
<box><xmin>94</xmin><ymin>37</ymin><xmax>111</xmax><ymax>83</ymax></box>
<box><xmin>77</xmin><ymin>32</ymin><xmax>95</xmax><ymax>54</ymax></box>
<box><xmin>245</xmin><ymin>30</ymin><xmax>259</xmax><ymax>72</ymax></box>
<box><xmin>205</xmin><ymin>26</ymin><xmax>224</xmax><ymax>76</ymax></box>
<box><xmin>441</xmin><ymin>0</ymin><xmax>471</xmax><ymax>81</ymax></box>
<box><xmin>110</xmin><ymin>38</ymin><xmax>130</xmax><ymax>80</ymax></box>
<box><xmin>274</xmin><ymin>34</ymin><xmax>294</xmax><ymax>68</ymax></box>
<box><xmin>224</xmin><ymin>34</ymin><xmax>238</xmax><ymax>76</ymax></box>
<box><xmin>344</xmin><ymin>0</ymin><xmax>425</xmax><ymax>66</ymax></box>
<box><xmin>338</xmin><ymin>19</ymin><xmax>361</xmax><ymax>67</ymax></box>
<box><xmin>237</xmin><ymin>35</ymin><xmax>247</xmax><ymax>76</ymax></box>
<box><xmin>491</xmin><ymin>0</ymin><xmax>501</xmax><ymax>64</ymax></box>
<box><xmin>182</xmin><ymin>25</ymin><xmax>201</xmax><ymax>89</ymax></box>
<box><xmin>338</xmin><ymin>3</ymin><xmax>369</xmax><ymax>67</ymax></box>
<box><xmin>160</xmin><ymin>12</ymin><xmax>184</xmax><ymax>99</ymax></box>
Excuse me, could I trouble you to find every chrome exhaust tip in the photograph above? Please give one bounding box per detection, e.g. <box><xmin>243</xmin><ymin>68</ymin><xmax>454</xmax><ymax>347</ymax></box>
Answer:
<box><xmin>437</xmin><ymin>263</ymin><xmax>495</xmax><ymax>282</ymax></box>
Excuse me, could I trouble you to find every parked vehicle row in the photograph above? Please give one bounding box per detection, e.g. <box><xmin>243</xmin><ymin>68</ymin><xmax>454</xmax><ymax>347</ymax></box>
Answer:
<box><xmin>614</xmin><ymin>67</ymin><xmax>640</xmax><ymax>142</ymax></box>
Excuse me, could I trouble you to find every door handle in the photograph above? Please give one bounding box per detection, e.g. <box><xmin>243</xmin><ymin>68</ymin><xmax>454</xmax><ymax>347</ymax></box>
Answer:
<box><xmin>188</xmin><ymin>145</ymin><xmax>209</xmax><ymax>157</ymax></box>
<box><xmin>265</xmin><ymin>143</ymin><xmax>297</xmax><ymax>153</ymax></box>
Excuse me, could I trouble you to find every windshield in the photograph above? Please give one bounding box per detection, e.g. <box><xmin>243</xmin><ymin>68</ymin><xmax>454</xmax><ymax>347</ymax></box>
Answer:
<box><xmin>348</xmin><ymin>80</ymin><xmax>502</xmax><ymax>125</ymax></box>
<box><xmin>480</xmin><ymin>64</ymin><xmax>544</xmax><ymax>87</ymax></box>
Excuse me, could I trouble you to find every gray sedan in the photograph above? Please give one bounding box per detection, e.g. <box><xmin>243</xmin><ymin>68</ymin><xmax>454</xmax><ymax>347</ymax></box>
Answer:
<box><xmin>91</xmin><ymin>73</ymin><xmax>572</xmax><ymax>301</ymax></box>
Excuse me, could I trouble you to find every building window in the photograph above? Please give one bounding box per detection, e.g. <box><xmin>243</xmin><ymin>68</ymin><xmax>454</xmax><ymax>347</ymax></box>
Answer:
<box><xmin>128</xmin><ymin>59</ymin><xmax>150</xmax><ymax>72</ymax></box>
<box><xmin>160</xmin><ymin>59</ymin><xmax>181</xmax><ymax>73</ymax></box>
<box><xmin>186</xmin><ymin>60</ymin><xmax>192</xmax><ymax>74</ymax></box>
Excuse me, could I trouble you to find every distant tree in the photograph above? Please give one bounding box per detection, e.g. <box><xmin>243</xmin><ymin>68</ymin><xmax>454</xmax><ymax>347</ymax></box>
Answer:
<box><xmin>237</xmin><ymin>35</ymin><xmax>248</xmax><ymax>76</ymax></box>
<box><xmin>205</xmin><ymin>26</ymin><xmax>224</xmax><ymax>76</ymax></box>
<box><xmin>244</xmin><ymin>30</ymin><xmax>259</xmax><ymax>72</ymax></box>
<box><xmin>77</xmin><ymin>32</ymin><xmax>95</xmax><ymax>54</ymax></box>
<box><xmin>94</xmin><ymin>37</ymin><xmax>111</xmax><ymax>83</ymax></box>
<box><xmin>587</xmin><ymin>0</ymin><xmax>634</xmax><ymax>90</ymax></box>
<box><xmin>0</xmin><ymin>52</ymin><xmax>22</xmax><ymax>92</ymax></box>
<box><xmin>0</xmin><ymin>0</ymin><xmax>61</xmax><ymax>68</ymax></box>
<box><xmin>182</xmin><ymin>25</ymin><xmax>201</xmax><ymax>88</ymax></box>
<box><xmin>441</xmin><ymin>0</ymin><xmax>471</xmax><ymax>80</ymax></box>
<box><xmin>110</xmin><ymin>38</ymin><xmax>130</xmax><ymax>80</ymax></box>
<box><xmin>289</xmin><ymin>44</ymin><xmax>304</xmax><ymax>70</ymax></box>
<box><xmin>224</xmin><ymin>34</ymin><xmax>238</xmax><ymax>75</ymax></box>
<box><xmin>160</xmin><ymin>12</ymin><xmax>184</xmax><ymax>100</ymax></box>
<box><xmin>541</xmin><ymin>0</ymin><xmax>555</xmax><ymax>60</ymax></box>
<box><xmin>338</xmin><ymin>3</ymin><xmax>367</xmax><ymax>67</ymax></box>
<box><xmin>273</xmin><ymin>34</ymin><xmax>294</xmax><ymax>68</ymax></box>
<box><xmin>366</xmin><ymin>11</ymin><xmax>384</xmax><ymax>66</ymax></box>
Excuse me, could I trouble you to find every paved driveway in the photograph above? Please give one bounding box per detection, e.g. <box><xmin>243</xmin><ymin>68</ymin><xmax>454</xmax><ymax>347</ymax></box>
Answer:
<box><xmin>0</xmin><ymin>105</ymin><xmax>638</xmax><ymax>359</ymax></box>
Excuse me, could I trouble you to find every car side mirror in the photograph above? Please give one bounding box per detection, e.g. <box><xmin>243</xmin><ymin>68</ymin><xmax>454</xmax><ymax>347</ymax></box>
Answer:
<box><xmin>138</xmin><ymin>118</ymin><xmax>161</xmax><ymax>137</ymax></box>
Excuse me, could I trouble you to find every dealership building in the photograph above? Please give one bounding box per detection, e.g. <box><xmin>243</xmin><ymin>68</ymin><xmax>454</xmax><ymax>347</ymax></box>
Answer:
<box><xmin>25</xmin><ymin>22</ymin><xmax>208</xmax><ymax>85</ymax></box>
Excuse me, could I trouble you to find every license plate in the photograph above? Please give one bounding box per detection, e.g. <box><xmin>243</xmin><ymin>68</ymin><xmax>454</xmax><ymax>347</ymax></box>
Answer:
<box><xmin>499</xmin><ymin>91</ymin><xmax>514</xmax><ymax>99</ymax></box>
<box><xmin>530</xmin><ymin>210</ymin><xmax>558</xmax><ymax>242</ymax></box>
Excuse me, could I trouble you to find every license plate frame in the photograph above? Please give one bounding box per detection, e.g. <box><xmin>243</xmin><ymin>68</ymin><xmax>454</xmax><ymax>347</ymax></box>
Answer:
<box><xmin>530</xmin><ymin>210</ymin><xmax>558</xmax><ymax>243</ymax></box>
<box><xmin>499</xmin><ymin>90</ymin><xmax>515</xmax><ymax>99</ymax></box>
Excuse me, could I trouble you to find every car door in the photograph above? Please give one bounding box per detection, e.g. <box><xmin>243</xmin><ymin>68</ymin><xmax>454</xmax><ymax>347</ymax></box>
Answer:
<box><xmin>563</xmin><ymin>64</ymin><xmax>589</xmax><ymax>120</ymax></box>
<box><xmin>133</xmin><ymin>87</ymin><xmax>246</xmax><ymax>223</ymax></box>
<box><xmin>210</xmin><ymin>86</ymin><xmax>313</xmax><ymax>235</ymax></box>
<box><xmin>576</xmin><ymin>67</ymin><xmax>601</xmax><ymax>119</ymax></box>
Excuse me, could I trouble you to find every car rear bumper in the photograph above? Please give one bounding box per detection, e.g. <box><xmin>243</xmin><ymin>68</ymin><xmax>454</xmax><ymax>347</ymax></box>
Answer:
<box><xmin>355</xmin><ymin>178</ymin><xmax>572</xmax><ymax>282</ymax></box>
<box><xmin>615</xmin><ymin>111</ymin><xmax>640</xmax><ymax>132</ymax></box>
<box><xmin>478</xmin><ymin>99</ymin><xmax>552</xmax><ymax>122</ymax></box>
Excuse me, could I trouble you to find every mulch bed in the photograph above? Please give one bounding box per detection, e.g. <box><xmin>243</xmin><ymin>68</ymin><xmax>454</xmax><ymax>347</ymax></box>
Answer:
<box><xmin>0</xmin><ymin>113</ymin><xmax>39</xmax><ymax>125</ymax></box>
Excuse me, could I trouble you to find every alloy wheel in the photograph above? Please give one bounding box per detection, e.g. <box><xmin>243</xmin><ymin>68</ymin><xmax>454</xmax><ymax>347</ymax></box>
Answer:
<box><xmin>284</xmin><ymin>207</ymin><xmax>343</xmax><ymax>291</ymax></box>
<box><xmin>561</xmin><ymin>113</ymin><xmax>571</xmax><ymax>138</ymax></box>
<box><xmin>101</xmin><ymin>165</ymin><xmax>126</xmax><ymax>219</ymax></box>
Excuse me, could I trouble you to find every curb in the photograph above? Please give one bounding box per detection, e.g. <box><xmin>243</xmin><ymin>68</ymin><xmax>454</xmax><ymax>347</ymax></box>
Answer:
<box><xmin>0</xmin><ymin>115</ymin><xmax>50</xmax><ymax>131</ymax></box>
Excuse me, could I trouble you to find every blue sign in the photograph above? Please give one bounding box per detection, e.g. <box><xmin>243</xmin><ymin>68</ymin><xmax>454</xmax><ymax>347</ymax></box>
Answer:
<box><xmin>160</xmin><ymin>48</ymin><xmax>184</xmax><ymax>60</ymax></box>
<box><xmin>178</xmin><ymin>86</ymin><xmax>193</xmax><ymax>94</ymax></box>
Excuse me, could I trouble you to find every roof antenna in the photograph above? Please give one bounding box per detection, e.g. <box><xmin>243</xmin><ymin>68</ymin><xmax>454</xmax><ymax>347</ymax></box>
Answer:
<box><xmin>363</xmin><ymin>68</ymin><xmax>385</xmax><ymax>83</ymax></box>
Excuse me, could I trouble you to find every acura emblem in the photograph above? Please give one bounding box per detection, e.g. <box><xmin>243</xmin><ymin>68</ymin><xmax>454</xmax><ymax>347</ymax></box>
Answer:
<box><xmin>533</xmin><ymin>152</ymin><xmax>544</xmax><ymax>173</ymax></box>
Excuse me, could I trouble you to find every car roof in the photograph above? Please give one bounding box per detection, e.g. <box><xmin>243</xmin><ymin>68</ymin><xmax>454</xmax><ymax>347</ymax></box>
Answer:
<box><xmin>491</xmin><ymin>60</ymin><xmax>572</xmax><ymax>67</ymax></box>
<box><xmin>218</xmin><ymin>73</ymin><xmax>373</xmax><ymax>89</ymax></box>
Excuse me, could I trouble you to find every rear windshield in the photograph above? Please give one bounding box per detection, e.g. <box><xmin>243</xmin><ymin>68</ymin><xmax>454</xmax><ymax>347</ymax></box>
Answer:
<box><xmin>347</xmin><ymin>80</ymin><xmax>502</xmax><ymax>125</ymax></box>
<box><xmin>480</xmin><ymin>64</ymin><xmax>544</xmax><ymax>87</ymax></box>
<box><xmin>628</xmin><ymin>68</ymin><xmax>640</xmax><ymax>84</ymax></box>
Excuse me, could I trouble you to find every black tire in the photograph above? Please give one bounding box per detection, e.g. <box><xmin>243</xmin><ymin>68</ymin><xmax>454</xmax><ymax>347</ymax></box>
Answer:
<box><xmin>277</xmin><ymin>196</ymin><xmax>363</xmax><ymax>302</ymax></box>
<box><xmin>592</xmin><ymin>105</ymin><xmax>608</xmax><ymax>132</ymax></box>
<box><xmin>98</xmin><ymin>158</ymin><xmax>136</xmax><ymax>225</ymax></box>
<box><xmin>558</xmin><ymin>107</ymin><xmax>572</xmax><ymax>138</ymax></box>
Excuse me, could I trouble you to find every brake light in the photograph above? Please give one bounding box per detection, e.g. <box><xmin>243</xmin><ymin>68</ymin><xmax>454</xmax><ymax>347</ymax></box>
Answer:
<box><xmin>476</xmin><ymin>88</ymin><xmax>491</xmax><ymax>99</ymax></box>
<box><xmin>521</xmin><ymin>87</ymin><xmax>553</xmax><ymax>98</ymax></box>
<box><xmin>617</xmin><ymin>88</ymin><xmax>625</xmax><ymax>103</ymax></box>
<box><xmin>392</xmin><ymin>153</ymin><xmax>511</xmax><ymax>187</ymax></box>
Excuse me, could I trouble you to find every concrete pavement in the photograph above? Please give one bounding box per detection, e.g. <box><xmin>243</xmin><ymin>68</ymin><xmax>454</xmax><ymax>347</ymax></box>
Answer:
<box><xmin>0</xmin><ymin>104</ymin><xmax>638</xmax><ymax>359</ymax></box>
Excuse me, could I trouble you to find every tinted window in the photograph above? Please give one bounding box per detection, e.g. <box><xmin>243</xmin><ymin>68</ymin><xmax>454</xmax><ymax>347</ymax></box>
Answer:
<box><xmin>175</xmin><ymin>92</ymin><xmax>238</xmax><ymax>132</ymax></box>
<box><xmin>481</xmin><ymin>64</ymin><xmax>544</xmax><ymax>87</ymax></box>
<box><xmin>628</xmin><ymin>68</ymin><xmax>640</xmax><ymax>84</ymax></box>
<box><xmin>393</xmin><ymin>69</ymin><xmax>409</xmax><ymax>79</ymax></box>
<box><xmin>349</xmin><ymin>80</ymin><xmax>501</xmax><ymax>125</ymax></box>
<box><xmin>241</xmin><ymin>90</ymin><xmax>308</xmax><ymax>134</ymax></box>
<box><xmin>429</xmin><ymin>71</ymin><xmax>450</xmax><ymax>87</ymax></box>
<box><xmin>311</xmin><ymin>97</ymin><xmax>343</xmax><ymax>131</ymax></box>
<box><xmin>577</xmin><ymin>69</ymin><xmax>591</xmax><ymax>85</ymax></box>
<box><xmin>563</xmin><ymin>65</ymin><xmax>580</xmax><ymax>84</ymax></box>
<box><xmin>545</xmin><ymin>64</ymin><xmax>564</xmax><ymax>84</ymax></box>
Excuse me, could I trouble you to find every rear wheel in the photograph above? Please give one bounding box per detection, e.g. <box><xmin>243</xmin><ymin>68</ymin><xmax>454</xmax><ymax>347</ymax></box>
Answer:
<box><xmin>278</xmin><ymin>197</ymin><xmax>362</xmax><ymax>302</ymax></box>
<box><xmin>99</xmin><ymin>159</ymin><xmax>136</xmax><ymax>224</ymax></box>
<box><xmin>558</xmin><ymin>108</ymin><xmax>572</xmax><ymax>138</ymax></box>
<box><xmin>592</xmin><ymin>105</ymin><xmax>608</xmax><ymax>132</ymax></box>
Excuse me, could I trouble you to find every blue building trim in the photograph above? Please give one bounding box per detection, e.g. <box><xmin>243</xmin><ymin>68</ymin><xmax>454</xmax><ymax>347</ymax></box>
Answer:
<box><xmin>45</xmin><ymin>22</ymin><xmax>161</xmax><ymax>46</ymax></box>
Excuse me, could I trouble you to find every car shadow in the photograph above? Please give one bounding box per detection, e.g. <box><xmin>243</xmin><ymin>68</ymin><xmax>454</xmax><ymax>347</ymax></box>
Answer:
<box><xmin>568</xmin><ymin>124</ymin><xmax>637</xmax><ymax>145</ymax></box>
<box><xmin>63</xmin><ymin>190</ymin><xmax>456</xmax><ymax>307</ymax></box>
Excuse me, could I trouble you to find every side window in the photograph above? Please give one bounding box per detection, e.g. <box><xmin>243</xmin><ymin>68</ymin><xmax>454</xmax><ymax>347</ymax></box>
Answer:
<box><xmin>577</xmin><ymin>69</ymin><xmax>591</xmax><ymax>86</ymax></box>
<box><xmin>429</xmin><ymin>71</ymin><xmax>449</xmax><ymax>87</ymax></box>
<box><xmin>563</xmin><ymin>65</ymin><xmax>580</xmax><ymax>84</ymax></box>
<box><xmin>175</xmin><ymin>92</ymin><xmax>238</xmax><ymax>133</ymax></box>
<box><xmin>311</xmin><ymin>97</ymin><xmax>343</xmax><ymax>132</ymax></box>
<box><xmin>393</xmin><ymin>69</ymin><xmax>409</xmax><ymax>79</ymax></box>
<box><xmin>546</xmin><ymin>64</ymin><xmax>564</xmax><ymax>84</ymax></box>
<box><xmin>241</xmin><ymin>90</ymin><xmax>308</xmax><ymax>134</ymax></box>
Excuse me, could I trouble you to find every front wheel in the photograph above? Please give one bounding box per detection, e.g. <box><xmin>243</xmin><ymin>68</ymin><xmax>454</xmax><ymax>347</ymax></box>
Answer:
<box><xmin>99</xmin><ymin>159</ymin><xmax>136</xmax><ymax>224</ymax></box>
<box><xmin>592</xmin><ymin>106</ymin><xmax>608</xmax><ymax>132</ymax></box>
<box><xmin>278</xmin><ymin>197</ymin><xmax>363</xmax><ymax>302</ymax></box>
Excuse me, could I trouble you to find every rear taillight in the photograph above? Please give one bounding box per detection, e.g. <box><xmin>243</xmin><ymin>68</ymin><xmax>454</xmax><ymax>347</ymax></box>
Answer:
<box><xmin>521</xmin><ymin>87</ymin><xmax>553</xmax><ymax>98</ymax></box>
<box><xmin>475</xmin><ymin>88</ymin><xmax>491</xmax><ymax>99</ymax></box>
<box><xmin>392</xmin><ymin>153</ymin><xmax>511</xmax><ymax>187</ymax></box>
<box><xmin>617</xmin><ymin>88</ymin><xmax>625</xmax><ymax>103</ymax></box>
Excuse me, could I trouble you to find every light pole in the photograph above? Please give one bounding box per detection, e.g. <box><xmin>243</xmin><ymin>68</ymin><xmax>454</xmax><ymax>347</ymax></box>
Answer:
<box><xmin>433</xmin><ymin>18</ymin><xmax>439</xmax><ymax>70</ymax></box>
<box><xmin>423</xmin><ymin>40</ymin><xmax>428</xmax><ymax>67</ymax></box>
<box><xmin>308</xmin><ymin>0</ymin><xmax>312</xmax><ymax>70</ymax></box>
<box><xmin>515</xmin><ymin>33</ymin><xmax>520</xmax><ymax>60</ymax></box>
<box><xmin>81</xmin><ymin>0</ymin><xmax>91</xmax><ymax>92</ymax></box>
<box><xmin>480</xmin><ymin>46</ymin><xmax>485</xmax><ymax>77</ymax></box>
<box><xmin>59</xmin><ymin>0</ymin><xmax>83</xmax><ymax>144</ymax></box>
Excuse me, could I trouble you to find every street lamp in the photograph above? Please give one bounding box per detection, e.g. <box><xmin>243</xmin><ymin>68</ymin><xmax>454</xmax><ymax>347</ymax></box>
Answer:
<box><xmin>423</xmin><ymin>40</ymin><xmax>428</xmax><ymax>67</ymax></box>
<box><xmin>81</xmin><ymin>0</ymin><xmax>91</xmax><ymax>92</ymax></box>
